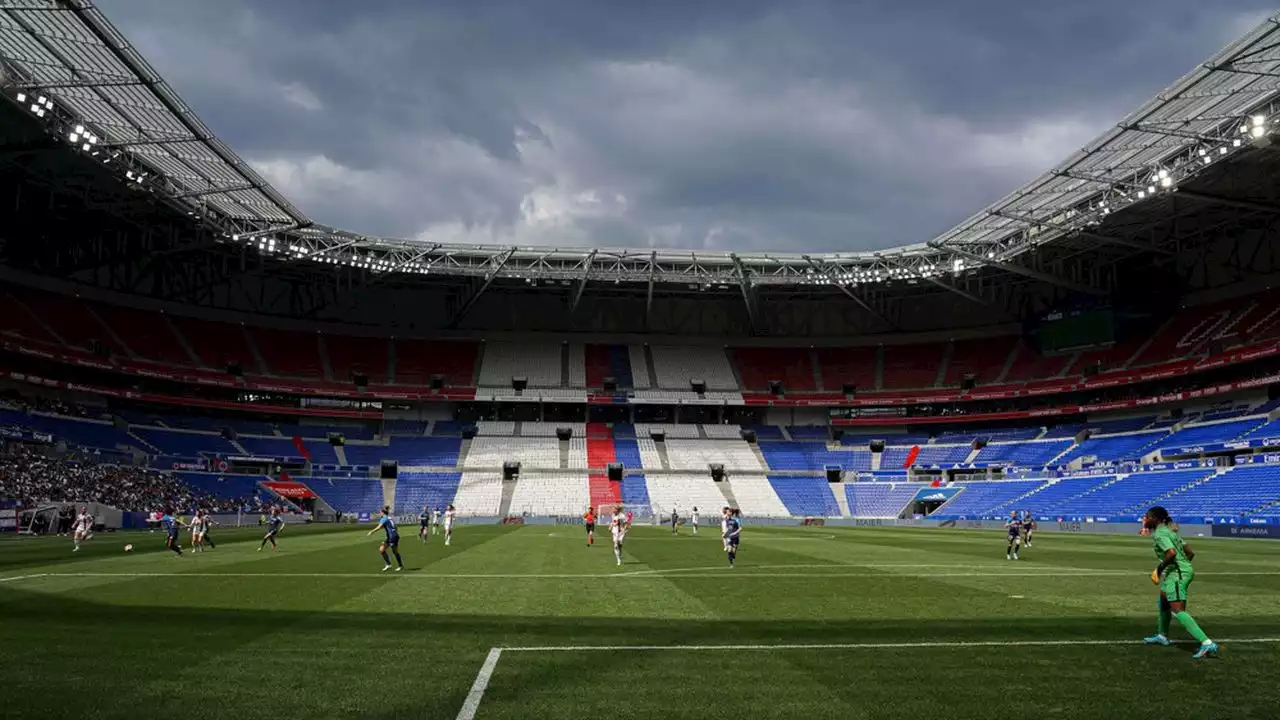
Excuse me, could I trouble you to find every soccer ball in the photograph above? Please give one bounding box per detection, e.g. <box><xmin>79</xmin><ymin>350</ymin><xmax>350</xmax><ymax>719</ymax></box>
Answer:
<box><xmin>124</xmin><ymin>544</ymin><xmax>134</xmax><ymax>553</ymax></box>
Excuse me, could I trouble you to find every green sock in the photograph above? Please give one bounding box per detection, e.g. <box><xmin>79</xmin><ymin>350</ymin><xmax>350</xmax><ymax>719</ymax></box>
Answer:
<box><xmin>1173</xmin><ymin>611</ymin><xmax>1210</xmax><ymax>644</ymax></box>
<box><xmin>1157</xmin><ymin>608</ymin><xmax>1170</xmax><ymax>636</ymax></box>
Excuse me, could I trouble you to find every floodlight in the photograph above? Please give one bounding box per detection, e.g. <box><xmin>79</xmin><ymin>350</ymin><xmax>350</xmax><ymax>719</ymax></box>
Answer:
<box><xmin>34</xmin><ymin>108</ymin><xmax>44</xmax><ymax>117</ymax></box>
<box><xmin>36</xmin><ymin>96</ymin><xmax>46</xmax><ymax>105</ymax></box>
<box><xmin>1147</xmin><ymin>185</ymin><xmax>1155</xmax><ymax>193</ymax></box>
<box><xmin>1160</xmin><ymin>177</ymin><xmax>1172</xmax><ymax>188</ymax></box>
<box><xmin>1252</xmin><ymin>115</ymin><xmax>1265</xmax><ymax>127</ymax></box>
<box><xmin>81</xmin><ymin>143</ymin><xmax>90</xmax><ymax>152</ymax></box>
<box><xmin>69</xmin><ymin>132</ymin><xmax>79</xmax><ymax>143</ymax></box>
<box><xmin>1250</xmin><ymin>125</ymin><xmax>1266</xmax><ymax>139</ymax></box>
<box><xmin>88</xmin><ymin>135</ymin><xmax>97</xmax><ymax>145</ymax></box>
<box><xmin>1137</xmin><ymin>190</ymin><xmax>1146</xmax><ymax>199</ymax></box>
<box><xmin>1219</xmin><ymin>147</ymin><xmax>1228</xmax><ymax>155</ymax></box>
<box><xmin>75</xmin><ymin>125</ymin><xmax>84</xmax><ymax>134</ymax></box>
<box><xmin>15</xmin><ymin>93</ymin><xmax>25</xmax><ymax>102</ymax></box>
<box><xmin>1157</xmin><ymin>169</ymin><xmax>1169</xmax><ymax>180</ymax></box>
<box><xmin>1234</xmin><ymin>139</ymin><xmax>1242</xmax><ymax>147</ymax></box>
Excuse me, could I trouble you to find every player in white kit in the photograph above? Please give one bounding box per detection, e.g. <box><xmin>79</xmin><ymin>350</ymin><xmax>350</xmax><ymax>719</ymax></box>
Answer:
<box><xmin>611</xmin><ymin>507</ymin><xmax>631</xmax><ymax>566</ymax></box>
<box><xmin>432</xmin><ymin>507</ymin><xmax>442</xmax><ymax>535</ymax></box>
<box><xmin>690</xmin><ymin>507</ymin><xmax>700</xmax><ymax>536</ymax></box>
<box><xmin>72</xmin><ymin>507</ymin><xmax>93</xmax><ymax>552</ymax></box>
<box><xmin>190</xmin><ymin>510</ymin><xmax>208</xmax><ymax>553</ymax></box>
<box><xmin>444</xmin><ymin>505</ymin><xmax>455</xmax><ymax>546</ymax></box>
<box><xmin>720</xmin><ymin>506</ymin><xmax>731</xmax><ymax>552</ymax></box>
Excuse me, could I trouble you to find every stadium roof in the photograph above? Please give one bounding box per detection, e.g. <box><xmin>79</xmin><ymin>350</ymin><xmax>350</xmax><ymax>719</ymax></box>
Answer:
<box><xmin>2</xmin><ymin>3</ymin><xmax>1280</xmax><ymax>288</ymax></box>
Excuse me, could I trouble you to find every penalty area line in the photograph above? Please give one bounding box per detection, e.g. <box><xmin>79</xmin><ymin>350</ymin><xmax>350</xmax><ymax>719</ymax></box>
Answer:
<box><xmin>456</xmin><ymin>648</ymin><xmax>502</xmax><ymax>720</ymax></box>
<box><xmin>500</xmin><ymin>637</ymin><xmax>1280</xmax><ymax>652</ymax></box>
<box><xmin>0</xmin><ymin>573</ymin><xmax>48</xmax><ymax>583</ymax></box>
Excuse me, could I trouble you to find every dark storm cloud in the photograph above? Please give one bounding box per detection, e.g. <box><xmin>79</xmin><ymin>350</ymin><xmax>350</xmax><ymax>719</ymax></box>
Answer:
<box><xmin>99</xmin><ymin>0</ymin><xmax>1272</xmax><ymax>251</ymax></box>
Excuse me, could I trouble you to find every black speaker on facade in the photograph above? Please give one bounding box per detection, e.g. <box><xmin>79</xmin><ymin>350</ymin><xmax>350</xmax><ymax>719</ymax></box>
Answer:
<box><xmin>607</xmin><ymin>463</ymin><xmax>623</xmax><ymax>482</ymax></box>
<box><xmin>841</xmin><ymin>382</ymin><xmax>857</xmax><ymax>396</ymax></box>
<box><xmin>690</xmin><ymin>378</ymin><xmax>706</xmax><ymax>394</ymax></box>
<box><xmin>710</xmin><ymin>464</ymin><xmax>725</xmax><ymax>481</ymax></box>
<box><xmin>226</xmin><ymin>362</ymin><xmax>244</xmax><ymax>377</ymax></box>
<box><xmin>972</xmin><ymin>437</ymin><xmax>988</xmax><ymax>450</ymax></box>
<box><xmin>503</xmin><ymin>461</ymin><xmax>521</xmax><ymax>480</ymax></box>
<box><xmin>328</xmin><ymin>433</ymin><xmax>346</xmax><ymax>446</ymax></box>
<box><xmin>353</xmin><ymin>372</ymin><xmax>368</xmax><ymax>388</ymax></box>
<box><xmin>430</xmin><ymin>374</ymin><xmax>445</xmax><ymax>390</ymax></box>
<box><xmin>603</xmin><ymin>376</ymin><xmax>617</xmax><ymax>393</ymax></box>
<box><xmin>462</xmin><ymin>427</ymin><xmax>478</xmax><ymax>440</ymax></box>
<box><xmin>826</xmin><ymin>466</ymin><xmax>843</xmax><ymax>483</ymax></box>
<box><xmin>512</xmin><ymin>377</ymin><xmax>528</xmax><ymax>391</ymax></box>
<box><xmin>740</xmin><ymin>429</ymin><xmax>758</xmax><ymax>444</ymax></box>
<box><xmin>961</xmin><ymin>374</ymin><xmax>976</xmax><ymax>390</ymax></box>
<box><xmin>870</xmin><ymin>439</ymin><xmax>886</xmax><ymax>453</ymax></box>
<box><xmin>768</xmin><ymin>379</ymin><xmax>783</xmax><ymax>395</ymax></box>
<box><xmin>650</xmin><ymin>431</ymin><xmax>666</xmax><ymax>443</ymax></box>
<box><xmin>380</xmin><ymin>460</ymin><xmax>398</xmax><ymax>480</ymax></box>
<box><xmin>556</xmin><ymin>427</ymin><xmax>572</xmax><ymax>441</ymax></box>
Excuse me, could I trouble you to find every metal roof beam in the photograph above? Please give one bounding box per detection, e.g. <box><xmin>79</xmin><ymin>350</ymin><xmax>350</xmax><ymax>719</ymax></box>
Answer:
<box><xmin>174</xmin><ymin>183</ymin><xmax>257</xmax><ymax>199</ymax></box>
<box><xmin>644</xmin><ymin>251</ymin><xmax>656</xmax><ymax>331</ymax></box>
<box><xmin>991</xmin><ymin>210</ymin><xmax>1172</xmax><ymax>255</ymax></box>
<box><xmin>730</xmin><ymin>253</ymin><xmax>760</xmax><ymax>334</ymax></box>
<box><xmin>930</xmin><ymin>243</ymin><xmax>1107</xmax><ymax>296</ymax></box>
<box><xmin>925</xmin><ymin>277</ymin><xmax>991</xmax><ymax>307</ymax></box>
<box><xmin>1174</xmin><ymin>190</ymin><xmax>1280</xmax><ymax>215</ymax></box>
<box><xmin>570</xmin><ymin>249</ymin><xmax>597</xmax><ymax>314</ymax></box>
<box><xmin>445</xmin><ymin>246</ymin><xmax>516</xmax><ymax>329</ymax></box>
<box><xmin>802</xmin><ymin>256</ymin><xmax>897</xmax><ymax>330</ymax></box>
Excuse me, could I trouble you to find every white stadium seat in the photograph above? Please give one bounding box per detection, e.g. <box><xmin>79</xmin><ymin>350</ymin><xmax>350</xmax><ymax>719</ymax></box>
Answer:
<box><xmin>477</xmin><ymin>341</ymin><xmax>562</xmax><ymax>387</ymax></box>
<box><xmin>702</xmin><ymin>424</ymin><xmax>745</xmax><ymax>439</ymax></box>
<box><xmin>451</xmin><ymin>472</ymin><xmax>503</xmax><ymax>516</ymax></box>
<box><xmin>644</xmin><ymin>474</ymin><xmax>730</xmax><ymax>517</ymax></box>
<box><xmin>725</xmin><ymin>475</ymin><xmax>790</xmax><ymax>517</ymax></box>
<box><xmin>650</xmin><ymin>345</ymin><xmax>739</xmax><ymax>389</ymax></box>
<box><xmin>664</xmin><ymin>439</ymin><xmax>763</xmax><ymax>471</ymax></box>
<box><xmin>507</xmin><ymin>472</ymin><xmax>590</xmax><ymax>516</ymax></box>
<box><xmin>628</xmin><ymin>345</ymin><xmax>651</xmax><ymax>388</ymax></box>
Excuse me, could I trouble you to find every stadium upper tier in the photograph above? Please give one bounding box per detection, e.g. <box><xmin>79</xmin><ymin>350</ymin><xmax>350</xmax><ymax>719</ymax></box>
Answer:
<box><xmin>4</xmin><ymin>284</ymin><xmax>1280</xmax><ymax>406</ymax></box>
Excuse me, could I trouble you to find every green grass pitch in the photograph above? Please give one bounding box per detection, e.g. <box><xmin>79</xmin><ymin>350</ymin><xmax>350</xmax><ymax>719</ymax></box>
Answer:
<box><xmin>2</xmin><ymin>523</ymin><xmax>1278</xmax><ymax>719</ymax></box>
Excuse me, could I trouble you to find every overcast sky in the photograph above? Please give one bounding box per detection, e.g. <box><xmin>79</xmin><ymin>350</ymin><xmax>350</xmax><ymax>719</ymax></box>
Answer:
<box><xmin>100</xmin><ymin>0</ymin><xmax>1271</xmax><ymax>252</ymax></box>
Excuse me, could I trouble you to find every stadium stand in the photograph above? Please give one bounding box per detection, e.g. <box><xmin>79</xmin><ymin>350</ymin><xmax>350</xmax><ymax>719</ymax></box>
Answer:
<box><xmin>392</xmin><ymin>340</ymin><xmax>479</xmax><ymax>386</ymax></box>
<box><xmin>814</xmin><ymin>347</ymin><xmax>877</xmax><ymax>391</ymax></box>
<box><xmin>732</xmin><ymin>347</ymin><xmax>817</xmax><ymax>391</ymax></box>
<box><xmin>881</xmin><ymin>342</ymin><xmax>945</xmax><ymax>389</ymax></box>
<box><xmin>584</xmin><ymin>344</ymin><xmax>635</xmax><ymax>388</ymax></box>
<box><xmin>930</xmin><ymin>480</ymin><xmax>1047</xmax><ymax>519</ymax></box>
<box><xmin>650</xmin><ymin>345</ymin><xmax>738</xmax><ymax>389</ymax></box>
<box><xmin>478</xmin><ymin>341</ymin><xmax>562</xmax><ymax>387</ymax></box>
<box><xmin>620</xmin><ymin>474</ymin><xmax>651</xmax><ymax>509</ymax></box>
<box><xmin>508</xmin><ymin>472</ymin><xmax>590</xmax><ymax>516</ymax></box>
<box><xmin>845</xmin><ymin>483</ymin><xmax>925</xmax><ymax>517</ymax></box>
<box><xmin>768</xmin><ymin>476</ymin><xmax>841</xmax><ymax>516</ymax></box>
<box><xmin>664</xmin><ymin>439</ymin><xmax>763</xmax><ymax>471</ymax></box>
<box><xmin>1002</xmin><ymin>343</ymin><xmax>1073</xmax><ymax>383</ymax></box>
<box><xmin>325</xmin><ymin>334</ymin><xmax>389</xmax><ymax>384</ymax></box>
<box><xmin>760</xmin><ymin>442</ymin><xmax>872</xmax><ymax>471</ymax></box>
<box><xmin>452</xmin><ymin>472</ymin><xmax>504</xmax><ymax>516</ymax></box>
<box><xmin>944</xmin><ymin>338</ymin><xmax>1017</xmax><ymax>387</ymax></box>
<box><xmin>313</xmin><ymin>478</ymin><xmax>384</xmax><ymax>514</ymax></box>
<box><xmin>94</xmin><ymin>305</ymin><xmax>192</xmax><ymax>365</ymax></box>
<box><xmin>394</xmin><ymin>472</ymin><xmax>462</xmax><ymax>512</ymax></box>
<box><xmin>643</xmin><ymin>474</ymin><xmax>728</xmax><ymax>516</ymax></box>
<box><xmin>247</xmin><ymin>327</ymin><xmax>324</xmax><ymax>378</ymax></box>
<box><xmin>169</xmin><ymin>316</ymin><xmax>255</xmax><ymax>369</ymax></box>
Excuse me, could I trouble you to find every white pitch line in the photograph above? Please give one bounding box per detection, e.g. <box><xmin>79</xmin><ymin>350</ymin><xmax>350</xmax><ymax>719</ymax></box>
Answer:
<box><xmin>456</xmin><ymin>648</ymin><xmax>502</xmax><ymax>720</ymax></box>
<box><xmin>17</xmin><ymin>570</ymin><xmax>1280</xmax><ymax>581</ymax></box>
<box><xmin>0</xmin><ymin>573</ymin><xmax>47</xmax><ymax>583</ymax></box>
<box><xmin>501</xmin><ymin>637</ymin><xmax>1280</xmax><ymax>652</ymax></box>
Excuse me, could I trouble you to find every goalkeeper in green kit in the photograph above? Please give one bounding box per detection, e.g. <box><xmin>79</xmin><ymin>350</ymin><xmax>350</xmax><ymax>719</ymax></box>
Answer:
<box><xmin>1142</xmin><ymin>506</ymin><xmax>1219</xmax><ymax>659</ymax></box>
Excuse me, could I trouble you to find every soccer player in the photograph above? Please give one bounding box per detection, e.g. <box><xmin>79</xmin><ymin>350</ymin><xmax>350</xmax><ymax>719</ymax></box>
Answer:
<box><xmin>366</xmin><ymin>506</ymin><xmax>404</xmax><ymax>572</ymax></box>
<box><xmin>690</xmin><ymin>507</ymin><xmax>699</xmax><ymax>536</ymax></box>
<box><xmin>670</xmin><ymin>506</ymin><xmax>679</xmax><ymax>535</ymax></box>
<box><xmin>444</xmin><ymin>504</ymin><xmax>455</xmax><ymax>546</ymax></box>
<box><xmin>1143</xmin><ymin>506</ymin><xmax>1218</xmax><ymax>658</ymax></box>
<box><xmin>190</xmin><ymin>510</ymin><xmax>208</xmax><ymax>553</ymax></box>
<box><xmin>201</xmin><ymin>511</ymin><xmax>218</xmax><ymax>550</ymax></box>
<box><xmin>1004</xmin><ymin>511</ymin><xmax>1021</xmax><ymax>560</ymax></box>
<box><xmin>71</xmin><ymin>506</ymin><xmax>93</xmax><ymax>552</ymax></box>
<box><xmin>160</xmin><ymin>509</ymin><xmax>184</xmax><ymax>556</ymax></box>
<box><xmin>1021</xmin><ymin>512</ymin><xmax>1036</xmax><ymax>548</ymax></box>
<box><xmin>725</xmin><ymin>508</ymin><xmax>742</xmax><ymax>568</ymax></box>
<box><xmin>720</xmin><ymin>506</ymin><xmax>731</xmax><ymax>552</ymax></box>
<box><xmin>610</xmin><ymin>506</ymin><xmax>630</xmax><ymax>566</ymax></box>
<box><xmin>583</xmin><ymin>507</ymin><xmax>596</xmax><ymax>547</ymax></box>
<box><xmin>432</xmin><ymin>507</ymin><xmax>442</xmax><ymax>535</ymax></box>
<box><xmin>258</xmin><ymin>508</ymin><xmax>284</xmax><ymax>552</ymax></box>
<box><xmin>419</xmin><ymin>505</ymin><xmax>431</xmax><ymax>544</ymax></box>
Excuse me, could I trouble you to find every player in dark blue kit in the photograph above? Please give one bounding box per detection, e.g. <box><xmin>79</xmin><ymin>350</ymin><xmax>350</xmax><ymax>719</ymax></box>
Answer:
<box><xmin>160</xmin><ymin>509</ymin><xmax>184</xmax><ymax>556</ymax></box>
<box><xmin>1021</xmin><ymin>512</ymin><xmax>1036</xmax><ymax>548</ymax></box>
<box><xmin>418</xmin><ymin>505</ymin><xmax>431</xmax><ymax>544</ymax></box>
<box><xmin>258</xmin><ymin>508</ymin><xmax>284</xmax><ymax>552</ymax></box>
<box><xmin>1005</xmin><ymin>511</ymin><xmax>1022</xmax><ymax>560</ymax></box>
<box><xmin>367</xmin><ymin>506</ymin><xmax>404</xmax><ymax>572</ymax></box>
<box><xmin>725</xmin><ymin>508</ymin><xmax>742</xmax><ymax>568</ymax></box>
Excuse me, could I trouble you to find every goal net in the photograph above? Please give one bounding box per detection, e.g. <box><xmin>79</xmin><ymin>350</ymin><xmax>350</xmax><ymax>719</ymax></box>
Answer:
<box><xmin>19</xmin><ymin>505</ymin><xmax>60</xmax><ymax>536</ymax></box>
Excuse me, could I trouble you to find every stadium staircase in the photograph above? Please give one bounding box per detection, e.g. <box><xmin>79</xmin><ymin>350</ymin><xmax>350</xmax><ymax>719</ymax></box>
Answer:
<box><xmin>381</xmin><ymin>476</ymin><xmax>396</xmax><ymax>510</ymax></box>
<box><xmin>387</xmin><ymin>341</ymin><xmax>397</xmax><ymax>384</ymax></box>
<box><xmin>457</xmin><ymin>437</ymin><xmax>474</xmax><ymax>467</ymax></box>
<box><xmin>164</xmin><ymin>315</ymin><xmax>203</xmax><ymax>365</ymax></box>
<box><xmin>654</xmin><ymin>439</ymin><xmax>672</xmax><ymax>470</ymax></box>
<box><xmin>832</xmin><ymin>483</ymin><xmax>852</xmax><ymax>517</ymax></box>
<box><xmin>560</xmin><ymin>344</ymin><xmax>570</xmax><ymax>387</ymax></box>
<box><xmin>126</xmin><ymin>429</ymin><xmax>160</xmax><ymax>454</ymax></box>
<box><xmin>586</xmin><ymin>424</ymin><xmax>622</xmax><ymax>509</ymax></box>
<box><xmin>558</xmin><ymin>439</ymin><xmax>569</xmax><ymax>469</ymax></box>
<box><xmin>317</xmin><ymin>335</ymin><xmax>334</xmax><ymax>382</ymax></box>
<box><xmin>726</xmin><ymin>348</ymin><xmax>747</xmax><ymax>389</ymax></box>
<box><xmin>498</xmin><ymin>475</ymin><xmax>519</xmax><ymax>517</ymax></box>
<box><xmin>717</xmin><ymin>480</ymin><xmax>739</xmax><ymax>509</ymax></box>
<box><xmin>963</xmin><ymin>446</ymin><xmax>981</xmax><ymax>464</ymax></box>
<box><xmin>1046</xmin><ymin>443</ymin><xmax>1077</xmax><ymax>466</ymax></box>
<box><xmin>810</xmin><ymin>348</ymin><xmax>825</xmax><ymax>390</ymax></box>
<box><xmin>642</xmin><ymin>346</ymin><xmax>659</xmax><ymax>388</ymax></box>
<box><xmin>873</xmin><ymin>346</ymin><xmax>885</xmax><ymax>390</ymax></box>
<box><xmin>870</xmin><ymin>448</ymin><xmax>882</xmax><ymax>471</ymax></box>
<box><xmin>749</xmin><ymin>443</ymin><xmax>769</xmax><ymax>469</ymax></box>
<box><xmin>241</xmin><ymin>326</ymin><xmax>270</xmax><ymax>374</ymax></box>
<box><xmin>228</xmin><ymin>437</ymin><xmax>249</xmax><ymax>455</ymax></box>
<box><xmin>934</xmin><ymin>343</ymin><xmax>953</xmax><ymax>388</ymax></box>
<box><xmin>994</xmin><ymin>344</ymin><xmax>1019</xmax><ymax>383</ymax></box>
<box><xmin>334</xmin><ymin>445</ymin><xmax>349</xmax><ymax>466</ymax></box>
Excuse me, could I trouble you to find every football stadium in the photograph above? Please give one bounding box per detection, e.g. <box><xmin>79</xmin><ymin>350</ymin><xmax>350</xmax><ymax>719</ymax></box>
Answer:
<box><xmin>2</xmin><ymin>4</ymin><xmax>1280</xmax><ymax>718</ymax></box>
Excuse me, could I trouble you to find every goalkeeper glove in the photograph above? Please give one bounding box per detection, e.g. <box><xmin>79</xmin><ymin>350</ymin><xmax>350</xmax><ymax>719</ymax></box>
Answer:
<box><xmin>1151</xmin><ymin>568</ymin><xmax>1161</xmax><ymax>585</ymax></box>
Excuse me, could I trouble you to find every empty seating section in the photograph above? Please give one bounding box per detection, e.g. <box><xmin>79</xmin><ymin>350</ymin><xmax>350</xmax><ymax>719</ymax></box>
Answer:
<box><xmin>702</xmin><ymin>424</ymin><xmax>745</xmax><ymax>440</ymax></box>
<box><xmin>1087</xmin><ymin>416</ymin><xmax>1155</xmax><ymax>434</ymax></box>
<box><xmin>314</xmin><ymin>479</ymin><xmax>384</xmax><ymax>514</ymax></box>
<box><xmin>1015</xmin><ymin>477</ymin><xmax>1113</xmax><ymax>515</ymax></box>
<box><xmin>769</xmin><ymin>477</ymin><xmax>840</xmax><ymax>516</ymax></box>
<box><xmin>726</xmin><ymin>474</ymin><xmax>790</xmax><ymax>516</ymax></box>
<box><xmin>1041</xmin><ymin>469</ymin><xmax>1214</xmax><ymax>518</ymax></box>
<box><xmin>394</xmin><ymin>472</ymin><xmax>462</xmax><ymax>512</ymax></box>
<box><xmin>815</xmin><ymin>347</ymin><xmax>876</xmax><ymax>391</ymax></box>
<box><xmin>976</xmin><ymin>440</ymin><xmax>1073</xmax><ymax>467</ymax></box>
<box><xmin>760</xmin><ymin>442</ymin><xmax>871</xmax><ymax>471</ymax></box>
<box><xmin>478</xmin><ymin>342</ymin><xmax>562</xmax><ymax>387</ymax></box>
<box><xmin>1</xmin><ymin>411</ymin><xmax>136</xmax><ymax>451</ymax></box>
<box><xmin>465</xmin><ymin>437</ymin><xmax>570</xmax><ymax>468</ymax></box>
<box><xmin>613</xmin><ymin>438</ymin><xmax>645</xmax><ymax>471</ymax></box>
<box><xmin>32</xmin><ymin>292</ymin><xmax>126</xmax><ymax>355</ymax></box>
<box><xmin>248</xmin><ymin>327</ymin><xmax>323</xmax><ymax>378</ymax></box>
<box><xmin>132</xmin><ymin>428</ymin><xmax>238</xmax><ymax>456</ymax></box>
<box><xmin>0</xmin><ymin>290</ymin><xmax>56</xmax><ymax>344</ymax></box>
<box><xmin>637</xmin><ymin>439</ymin><xmax>665</xmax><ymax>470</ymax></box>
<box><xmin>393</xmin><ymin>340</ymin><xmax>478</xmax><ymax>386</ymax></box>
<box><xmin>945</xmin><ymin>338</ymin><xmax>1016</xmax><ymax>386</ymax></box>
<box><xmin>452</xmin><ymin>472</ymin><xmax>504</xmax><ymax>515</ymax></box>
<box><xmin>621</xmin><ymin>475</ymin><xmax>651</xmax><ymax>509</ymax></box>
<box><xmin>747</xmin><ymin>425</ymin><xmax>785</xmax><ymax>440</ymax></box>
<box><xmin>1222</xmin><ymin>292</ymin><xmax>1280</xmax><ymax>346</ymax></box>
<box><xmin>584</xmin><ymin>344</ymin><xmax>635</xmax><ymax>388</ymax></box>
<box><xmin>476</xmin><ymin>421</ymin><xmax>517</xmax><ymax>437</ymax></box>
<box><xmin>931</xmin><ymin>481</ymin><xmax>1046</xmax><ymax>518</ymax></box>
<box><xmin>325</xmin><ymin>334</ymin><xmax>389</xmax><ymax>383</ymax></box>
<box><xmin>664</xmin><ymin>440</ymin><xmax>763</xmax><ymax>471</ymax></box>
<box><xmin>171</xmin><ymin>317</ymin><xmax>255</xmax><ymax>369</ymax></box>
<box><xmin>628</xmin><ymin>346</ymin><xmax>652</xmax><ymax>388</ymax></box>
<box><xmin>94</xmin><ymin>305</ymin><xmax>190</xmax><ymax>364</ymax></box>
<box><xmin>522</xmin><ymin>422</ymin><xmax>587</xmax><ymax>437</ymax></box>
<box><xmin>637</xmin><ymin>424</ymin><xmax>700</xmax><ymax>439</ymax></box>
<box><xmin>1055</xmin><ymin>431</ymin><xmax>1166</xmax><ymax>465</ymax></box>
<box><xmin>1003</xmin><ymin>344</ymin><xmax>1072</xmax><ymax>383</ymax></box>
<box><xmin>1160</xmin><ymin>465</ymin><xmax>1280</xmax><ymax>517</ymax></box>
<box><xmin>643</xmin><ymin>474</ymin><xmax>728</xmax><ymax>516</ymax></box>
<box><xmin>508</xmin><ymin>473</ymin><xmax>590</xmax><ymax>515</ymax></box>
<box><xmin>1156</xmin><ymin>417</ymin><xmax>1266</xmax><ymax>449</ymax></box>
<box><xmin>1130</xmin><ymin>300</ymin><xmax>1236</xmax><ymax>367</ymax></box>
<box><xmin>788</xmin><ymin>426</ymin><xmax>829</xmax><ymax>440</ymax></box>
<box><xmin>238</xmin><ymin>437</ymin><xmax>339</xmax><ymax>464</ymax></box>
<box><xmin>881</xmin><ymin>444</ymin><xmax>970</xmax><ymax>469</ymax></box>
<box><xmin>1242</xmin><ymin>417</ymin><xmax>1280</xmax><ymax>440</ymax></box>
<box><xmin>845</xmin><ymin>483</ymin><xmax>924</xmax><ymax>517</ymax></box>
<box><xmin>733</xmin><ymin>348</ymin><xmax>816</xmax><ymax>391</ymax></box>
<box><xmin>176</xmin><ymin>472</ymin><xmax>262</xmax><ymax>500</ymax></box>
<box><xmin>383</xmin><ymin>420</ymin><xmax>428</xmax><ymax>436</ymax></box>
<box><xmin>651</xmin><ymin>346</ymin><xmax>738</xmax><ymax>389</ymax></box>
<box><xmin>938</xmin><ymin>426</ymin><xmax>1041</xmax><ymax>442</ymax></box>
<box><xmin>1066</xmin><ymin>337</ymin><xmax>1145</xmax><ymax>375</ymax></box>
<box><xmin>880</xmin><ymin>343</ymin><xmax>944</xmax><ymax>389</ymax></box>
<box><xmin>344</xmin><ymin>438</ymin><xmax>461</xmax><ymax>467</ymax></box>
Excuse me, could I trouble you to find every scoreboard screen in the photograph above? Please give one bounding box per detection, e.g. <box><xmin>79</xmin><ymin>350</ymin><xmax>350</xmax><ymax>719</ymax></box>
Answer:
<box><xmin>1031</xmin><ymin>308</ymin><xmax>1116</xmax><ymax>354</ymax></box>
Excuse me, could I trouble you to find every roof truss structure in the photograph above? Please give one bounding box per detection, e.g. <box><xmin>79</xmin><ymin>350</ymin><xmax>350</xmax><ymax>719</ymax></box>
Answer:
<box><xmin>1</xmin><ymin>4</ymin><xmax>1280</xmax><ymax>291</ymax></box>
